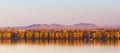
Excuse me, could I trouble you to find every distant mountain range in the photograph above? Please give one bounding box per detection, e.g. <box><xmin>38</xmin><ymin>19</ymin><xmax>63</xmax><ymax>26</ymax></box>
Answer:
<box><xmin>2</xmin><ymin>23</ymin><xmax>120</xmax><ymax>29</ymax></box>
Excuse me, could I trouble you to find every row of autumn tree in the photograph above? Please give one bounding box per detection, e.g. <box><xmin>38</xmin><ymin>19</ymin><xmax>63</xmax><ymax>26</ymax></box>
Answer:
<box><xmin>0</xmin><ymin>29</ymin><xmax>120</xmax><ymax>40</ymax></box>
<box><xmin>1</xmin><ymin>39</ymin><xmax>120</xmax><ymax>46</ymax></box>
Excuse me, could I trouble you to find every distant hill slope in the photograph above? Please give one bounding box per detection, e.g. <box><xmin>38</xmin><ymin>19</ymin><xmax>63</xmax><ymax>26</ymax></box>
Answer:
<box><xmin>23</xmin><ymin>23</ymin><xmax>99</xmax><ymax>29</ymax></box>
<box><xmin>2</xmin><ymin>23</ymin><xmax>119</xmax><ymax>29</ymax></box>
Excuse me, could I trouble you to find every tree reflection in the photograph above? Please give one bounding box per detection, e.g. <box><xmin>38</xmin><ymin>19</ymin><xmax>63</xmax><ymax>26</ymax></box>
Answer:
<box><xmin>0</xmin><ymin>39</ymin><xmax>120</xmax><ymax>46</ymax></box>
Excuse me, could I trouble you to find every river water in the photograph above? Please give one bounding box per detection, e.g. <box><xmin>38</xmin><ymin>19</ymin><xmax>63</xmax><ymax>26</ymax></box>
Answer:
<box><xmin>0</xmin><ymin>39</ymin><xmax>119</xmax><ymax>53</ymax></box>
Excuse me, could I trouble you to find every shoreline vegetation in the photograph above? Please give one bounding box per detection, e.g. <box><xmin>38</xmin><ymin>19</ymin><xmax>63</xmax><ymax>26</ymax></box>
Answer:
<box><xmin>0</xmin><ymin>29</ymin><xmax>120</xmax><ymax>40</ymax></box>
<box><xmin>0</xmin><ymin>29</ymin><xmax>120</xmax><ymax>46</ymax></box>
<box><xmin>1</xmin><ymin>39</ymin><xmax>120</xmax><ymax>46</ymax></box>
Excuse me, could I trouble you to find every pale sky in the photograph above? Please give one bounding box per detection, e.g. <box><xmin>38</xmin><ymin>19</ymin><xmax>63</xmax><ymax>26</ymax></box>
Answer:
<box><xmin>0</xmin><ymin>0</ymin><xmax>120</xmax><ymax>27</ymax></box>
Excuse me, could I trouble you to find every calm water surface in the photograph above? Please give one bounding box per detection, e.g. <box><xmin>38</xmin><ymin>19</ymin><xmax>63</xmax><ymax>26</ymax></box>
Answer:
<box><xmin>0</xmin><ymin>39</ymin><xmax>120</xmax><ymax>53</ymax></box>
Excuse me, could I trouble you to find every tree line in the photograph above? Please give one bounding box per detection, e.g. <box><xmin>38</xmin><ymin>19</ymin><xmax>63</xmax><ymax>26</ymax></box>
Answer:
<box><xmin>0</xmin><ymin>29</ymin><xmax>120</xmax><ymax>40</ymax></box>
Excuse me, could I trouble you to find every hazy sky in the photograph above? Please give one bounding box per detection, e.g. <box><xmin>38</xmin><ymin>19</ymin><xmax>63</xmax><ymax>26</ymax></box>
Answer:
<box><xmin>0</xmin><ymin>0</ymin><xmax>120</xmax><ymax>26</ymax></box>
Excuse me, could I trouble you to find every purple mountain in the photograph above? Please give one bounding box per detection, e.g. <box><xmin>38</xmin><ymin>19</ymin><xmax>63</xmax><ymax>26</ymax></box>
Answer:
<box><xmin>25</xmin><ymin>24</ymin><xmax>64</xmax><ymax>29</ymax></box>
<box><xmin>2</xmin><ymin>23</ymin><xmax>119</xmax><ymax>30</ymax></box>
<box><xmin>23</xmin><ymin>23</ymin><xmax>99</xmax><ymax>29</ymax></box>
